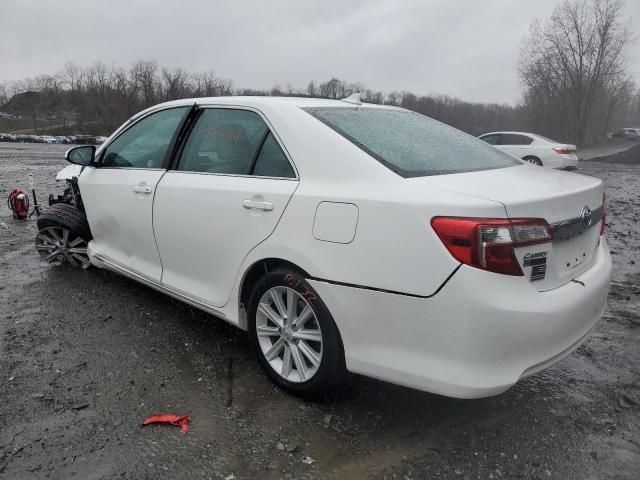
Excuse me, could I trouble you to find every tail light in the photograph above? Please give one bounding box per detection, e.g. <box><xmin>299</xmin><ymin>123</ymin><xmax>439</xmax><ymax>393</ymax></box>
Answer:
<box><xmin>431</xmin><ymin>217</ymin><xmax>553</xmax><ymax>276</ymax></box>
<box><xmin>600</xmin><ymin>192</ymin><xmax>606</xmax><ymax>236</ymax></box>
<box><xmin>552</xmin><ymin>147</ymin><xmax>576</xmax><ymax>155</ymax></box>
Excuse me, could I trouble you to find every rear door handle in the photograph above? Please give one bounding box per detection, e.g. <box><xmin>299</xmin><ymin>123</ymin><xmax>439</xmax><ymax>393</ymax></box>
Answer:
<box><xmin>133</xmin><ymin>185</ymin><xmax>153</xmax><ymax>194</ymax></box>
<box><xmin>243</xmin><ymin>199</ymin><xmax>274</xmax><ymax>211</ymax></box>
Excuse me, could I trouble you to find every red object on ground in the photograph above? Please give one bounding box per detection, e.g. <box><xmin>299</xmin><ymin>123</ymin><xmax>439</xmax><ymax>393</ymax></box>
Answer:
<box><xmin>142</xmin><ymin>414</ymin><xmax>190</xmax><ymax>433</ymax></box>
<box><xmin>7</xmin><ymin>188</ymin><xmax>29</xmax><ymax>219</ymax></box>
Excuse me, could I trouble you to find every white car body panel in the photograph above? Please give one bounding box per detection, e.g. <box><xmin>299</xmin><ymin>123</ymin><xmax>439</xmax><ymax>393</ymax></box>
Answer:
<box><xmin>153</xmin><ymin>172</ymin><xmax>298</xmax><ymax>307</ymax></box>
<box><xmin>69</xmin><ymin>96</ymin><xmax>610</xmax><ymax>398</ymax></box>
<box><xmin>479</xmin><ymin>131</ymin><xmax>579</xmax><ymax>169</ymax></box>
<box><xmin>81</xmin><ymin>167</ymin><xmax>165</xmax><ymax>281</ymax></box>
<box><xmin>56</xmin><ymin>164</ymin><xmax>82</xmax><ymax>181</ymax></box>
<box><xmin>414</xmin><ymin>165</ymin><xmax>603</xmax><ymax>290</ymax></box>
<box><xmin>310</xmin><ymin>238</ymin><xmax>610</xmax><ymax>398</ymax></box>
<box><xmin>313</xmin><ymin>202</ymin><xmax>359</xmax><ymax>244</ymax></box>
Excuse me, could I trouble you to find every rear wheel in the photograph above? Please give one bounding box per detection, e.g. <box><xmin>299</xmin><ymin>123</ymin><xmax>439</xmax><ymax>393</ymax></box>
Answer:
<box><xmin>247</xmin><ymin>268</ymin><xmax>346</xmax><ymax>398</ymax></box>
<box><xmin>523</xmin><ymin>156</ymin><xmax>543</xmax><ymax>166</ymax></box>
<box><xmin>36</xmin><ymin>204</ymin><xmax>92</xmax><ymax>269</ymax></box>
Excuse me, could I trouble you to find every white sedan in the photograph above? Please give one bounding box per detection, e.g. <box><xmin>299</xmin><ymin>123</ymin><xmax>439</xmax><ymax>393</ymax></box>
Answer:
<box><xmin>478</xmin><ymin>131</ymin><xmax>579</xmax><ymax>169</ymax></box>
<box><xmin>36</xmin><ymin>96</ymin><xmax>611</xmax><ymax>399</ymax></box>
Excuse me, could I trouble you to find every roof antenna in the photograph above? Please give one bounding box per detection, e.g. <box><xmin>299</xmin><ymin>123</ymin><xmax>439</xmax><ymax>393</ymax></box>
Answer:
<box><xmin>341</xmin><ymin>92</ymin><xmax>362</xmax><ymax>105</ymax></box>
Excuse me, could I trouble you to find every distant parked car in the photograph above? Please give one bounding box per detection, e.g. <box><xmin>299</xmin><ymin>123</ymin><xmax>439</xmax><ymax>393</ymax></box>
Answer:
<box><xmin>72</xmin><ymin>135</ymin><xmax>104</xmax><ymax>145</ymax></box>
<box><xmin>54</xmin><ymin>136</ymin><xmax>72</xmax><ymax>144</ymax></box>
<box><xmin>609</xmin><ymin>128</ymin><xmax>640</xmax><ymax>141</ymax></box>
<box><xmin>15</xmin><ymin>134</ymin><xmax>43</xmax><ymax>143</ymax></box>
<box><xmin>71</xmin><ymin>135</ymin><xmax>90</xmax><ymax>144</ymax></box>
<box><xmin>41</xmin><ymin>136</ymin><xmax>57</xmax><ymax>144</ymax></box>
<box><xmin>478</xmin><ymin>131</ymin><xmax>578</xmax><ymax>170</ymax></box>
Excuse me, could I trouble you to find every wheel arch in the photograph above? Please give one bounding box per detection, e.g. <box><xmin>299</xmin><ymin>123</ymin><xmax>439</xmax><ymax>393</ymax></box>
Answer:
<box><xmin>238</xmin><ymin>257</ymin><xmax>310</xmax><ymax>330</ymax></box>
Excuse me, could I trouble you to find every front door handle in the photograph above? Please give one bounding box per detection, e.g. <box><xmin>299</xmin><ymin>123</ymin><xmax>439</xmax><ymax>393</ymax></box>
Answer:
<box><xmin>133</xmin><ymin>185</ymin><xmax>153</xmax><ymax>194</ymax></box>
<box><xmin>243</xmin><ymin>199</ymin><xmax>274</xmax><ymax>211</ymax></box>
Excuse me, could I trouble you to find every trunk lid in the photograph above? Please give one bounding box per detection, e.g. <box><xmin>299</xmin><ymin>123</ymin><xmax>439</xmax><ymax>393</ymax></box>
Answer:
<box><xmin>414</xmin><ymin>165</ymin><xmax>604</xmax><ymax>290</ymax></box>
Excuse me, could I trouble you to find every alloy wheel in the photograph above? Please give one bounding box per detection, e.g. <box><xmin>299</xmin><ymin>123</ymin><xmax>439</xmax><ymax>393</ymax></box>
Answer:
<box><xmin>35</xmin><ymin>226</ymin><xmax>90</xmax><ymax>269</ymax></box>
<box><xmin>255</xmin><ymin>286</ymin><xmax>323</xmax><ymax>383</ymax></box>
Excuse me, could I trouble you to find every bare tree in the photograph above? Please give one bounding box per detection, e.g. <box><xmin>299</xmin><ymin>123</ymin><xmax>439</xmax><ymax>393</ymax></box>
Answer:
<box><xmin>519</xmin><ymin>0</ymin><xmax>632</xmax><ymax>145</ymax></box>
<box><xmin>0</xmin><ymin>81</ymin><xmax>9</xmax><ymax>106</ymax></box>
<box><xmin>160</xmin><ymin>67</ymin><xmax>190</xmax><ymax>101</ymax></box>
<box><xmin>193</xmin><ymin>72</ymin><xmax>233</xmax><ymax>97</ymax></box>
<box><xmin>306</xmin><ymin>80</ymin><xmax>317</xmax><ymax>97</ymax></box>
<box><xmin>319</xmin><ymin>78</ymin><xmax>343</xmax><ymax>99</ymax></box>
<box><xmin>131</xmin><ymin>60</ymin><xmax>159</xmax><ymax>107</ymax></box>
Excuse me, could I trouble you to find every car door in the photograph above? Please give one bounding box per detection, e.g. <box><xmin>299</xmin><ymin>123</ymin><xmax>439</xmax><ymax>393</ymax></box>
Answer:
<box><xmin>499</xmin><ymin>134</ymin><xmax>533</xmax><ymax>159</ymax></box>
<box><xmin>79</xmin><ymin>106</ymin><xmax>191</xmax><ymax>281</ymax></box>
<box><xmin>153</xmin><ymin>107</ymin><xmax>298</xmax><ymax>307</ymax></box>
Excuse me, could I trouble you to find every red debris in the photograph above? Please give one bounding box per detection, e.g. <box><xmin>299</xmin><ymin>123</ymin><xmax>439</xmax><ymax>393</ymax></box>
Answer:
<box><xmin>142</xmin><ymin>413</ymin><xmax>190</xmax><ymax>433</ymax></box>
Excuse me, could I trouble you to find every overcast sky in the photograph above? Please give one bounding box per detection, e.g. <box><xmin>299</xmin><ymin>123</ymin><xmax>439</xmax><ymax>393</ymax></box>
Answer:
<box><xmin>1</xmin><ymin>0</ymin><xmax>639</xmax><ymax>104</ymax></box>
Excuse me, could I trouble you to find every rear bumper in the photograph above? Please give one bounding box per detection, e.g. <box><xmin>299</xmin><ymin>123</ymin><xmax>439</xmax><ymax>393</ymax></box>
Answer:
<box><xmin>309</xmin><ymin>238</ymin><xmax>611</xmax><ymax>398</ymax></box>
<box><xmin>549</xmin><ymin>154</ymin><xmax>578</xmax><ymax>169</ymax></box>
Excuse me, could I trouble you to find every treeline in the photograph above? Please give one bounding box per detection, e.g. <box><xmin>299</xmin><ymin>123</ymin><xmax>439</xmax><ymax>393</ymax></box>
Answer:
<box><xmin>0</xmin><ymin>61</ymin><xmax>535</xmax><ymax>138</ymax></box>
<box><xmin>1</xmin><ymin>59</ymin><xmax>639</xmax><ymax>145</ymax></box>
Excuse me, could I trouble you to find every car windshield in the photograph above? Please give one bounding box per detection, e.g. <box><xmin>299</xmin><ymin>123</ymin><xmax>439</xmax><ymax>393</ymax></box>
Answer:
<box><xmin>303</xmin><ymin>107</ymin><xmax>520</xmax><ymax>177</ymax></box>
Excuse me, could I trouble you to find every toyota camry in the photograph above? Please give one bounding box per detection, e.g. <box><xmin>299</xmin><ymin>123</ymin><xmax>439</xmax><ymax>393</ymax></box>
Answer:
<box><xmin>36</xmin><ymin>94</ymin><xmax>611</xmax><ymax>398</ymax></box>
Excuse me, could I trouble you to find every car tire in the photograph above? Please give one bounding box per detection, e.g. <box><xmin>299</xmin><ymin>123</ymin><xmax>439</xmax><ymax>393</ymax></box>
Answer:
<box><xmin>36</xmin><ymin>204</ymin><xmax>92</xmax><ymax>269</ymax></box>
<box><xmin>523</xmin><ymin>156</ymin><xmax>543</xmax><ymax>166</ymax></box>
<box><xmin>247</xmin><ymin>268</ymin><xmax>346</xmax><ymax>399</ymax></box>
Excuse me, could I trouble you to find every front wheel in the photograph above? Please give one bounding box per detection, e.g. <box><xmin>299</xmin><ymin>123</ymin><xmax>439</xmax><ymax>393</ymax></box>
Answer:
<box><xmin>247</xmin><ymin>268</ymin><xmax>346</xmax><ymax>398</ymax></box>
<box><xmin>36</xmin><ymin>204</ymin><xmax>92</xmax><ymax>269</ymax></box>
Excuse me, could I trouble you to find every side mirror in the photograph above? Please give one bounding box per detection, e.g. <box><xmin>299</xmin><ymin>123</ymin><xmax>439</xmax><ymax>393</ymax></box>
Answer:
<box><xmin>65</xmin><ymin>145</ymin><xmax>95</xmax><ymax>166</ymax></box>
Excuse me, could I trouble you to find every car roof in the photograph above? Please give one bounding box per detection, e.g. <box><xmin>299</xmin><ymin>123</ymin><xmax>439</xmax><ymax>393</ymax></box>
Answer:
<box><xmin>100</xmin><ymin>96</ymin><xmax>410</xmax><ymax>184</ymax></box>
<box><xmin>189</xmin><ymin>95</ymin><xmax>399</xmax><ymax>109</ymax></box>
<box><xmin>129</xmin><ymin>96</ymin><xmax>402</xmax><ymax>122</ymax></box>
<box><xmin>480</xmin><ymin>131</ymin><xmax>537</xmax><ymax>137</ymax></box>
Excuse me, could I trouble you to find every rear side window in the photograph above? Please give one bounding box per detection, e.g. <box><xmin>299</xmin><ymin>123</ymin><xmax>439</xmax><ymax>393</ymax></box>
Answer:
<box><xmin>252</xmin><ymin>133</ymin><xmax>295</xmax><ymax>178</ymax></box>
<box><xmin>178</xmin><ymin>109</ymin><xmax>268</xmax><ymax>175</ymax></box>
<box><xmin>303</xmin><ymin>107</ymin><xmax>520</xmax><ymax>177</ymax></box>
<box><xmin>501</xmin><ymin>134</ymin><xmax>533</xmax><ymax>145</ymax></box>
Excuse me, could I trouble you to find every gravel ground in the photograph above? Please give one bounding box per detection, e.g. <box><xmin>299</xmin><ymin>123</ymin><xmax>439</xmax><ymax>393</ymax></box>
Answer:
<box><xmin>0</xmin><ymin>143</ymin><xmax>639</xmax><ymax>480</ymax></box>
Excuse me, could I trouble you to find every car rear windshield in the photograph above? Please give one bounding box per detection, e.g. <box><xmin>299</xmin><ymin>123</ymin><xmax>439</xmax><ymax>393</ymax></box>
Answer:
<box><xmin>303</xmin><ymin>107</ymin><xmax>521</xmax><ymax>177</ymax></box>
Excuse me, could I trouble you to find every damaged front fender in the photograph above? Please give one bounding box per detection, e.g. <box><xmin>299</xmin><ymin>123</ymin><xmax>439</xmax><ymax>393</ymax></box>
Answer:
<box><xmin>56</xmin><ymin>164</ymin><xmax>83</xmax><ymax>181</ymax></box>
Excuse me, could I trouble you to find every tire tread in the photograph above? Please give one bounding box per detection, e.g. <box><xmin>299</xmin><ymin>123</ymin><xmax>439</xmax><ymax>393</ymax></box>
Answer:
<box><xmin>37</xmin><ymin>204</ymin><xmax>92</xmax><ymax>241</ymax></box>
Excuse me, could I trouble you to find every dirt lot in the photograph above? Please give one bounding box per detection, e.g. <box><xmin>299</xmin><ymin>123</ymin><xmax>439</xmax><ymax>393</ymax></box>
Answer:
<box><xmin>1</xmin><ymin>143</ymin><xmax>639</xmax><ymax>480</ymax></box>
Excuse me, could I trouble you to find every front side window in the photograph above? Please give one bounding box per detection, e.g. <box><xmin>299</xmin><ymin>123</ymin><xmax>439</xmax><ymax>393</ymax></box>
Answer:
<box><xmin>303</xmin><ymin>107</ymin><xmax>520</xmax><ymax>177</ymax></box>
<box><xmin>101</xmin><ymin>107</ymin><xmax>188</xmax><ymax>168</ymax></box>
<box><xmin>178</xmin><ymin>109</ymin><xmax>269</xmax><ymax>175</ymax></box>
